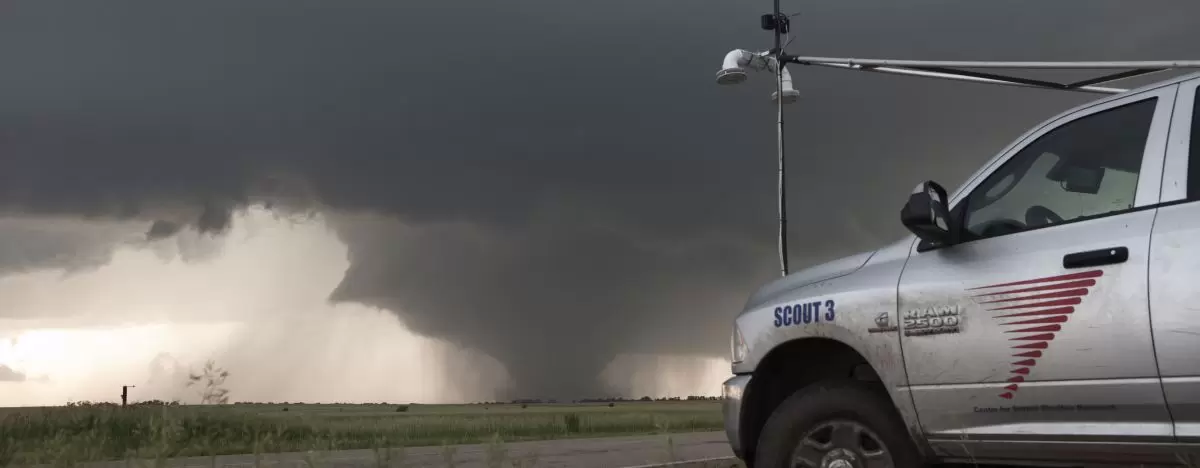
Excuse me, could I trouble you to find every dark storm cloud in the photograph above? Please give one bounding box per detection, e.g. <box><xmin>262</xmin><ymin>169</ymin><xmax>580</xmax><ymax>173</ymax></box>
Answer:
<box><xmin>145</xmin><ymin>221</ymin><xmax>183</xmax><ymax>241</ymax></box>
<box><xmin>0</xmin><ymin>217</ymin><xmax>145</xmax><ymax>274</ymax></box>
<box><xmin>1</xmin><ymin>0</ymin><xmax>1198</xmax><ymax>397</ymax></box>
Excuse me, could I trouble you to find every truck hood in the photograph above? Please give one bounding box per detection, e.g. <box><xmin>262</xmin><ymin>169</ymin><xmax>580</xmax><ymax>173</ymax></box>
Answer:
<box><xmin>743</xmin><ymin>249</ymin><xmax>878</xmax><ymax>311</ymax></box>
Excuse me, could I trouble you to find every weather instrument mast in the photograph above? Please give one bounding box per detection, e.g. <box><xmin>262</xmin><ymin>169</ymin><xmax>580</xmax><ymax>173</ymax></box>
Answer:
<box><xmin>717</xmin><ymin>6</ymin><xmax>1200</xmax><ymax>277</ymax></box>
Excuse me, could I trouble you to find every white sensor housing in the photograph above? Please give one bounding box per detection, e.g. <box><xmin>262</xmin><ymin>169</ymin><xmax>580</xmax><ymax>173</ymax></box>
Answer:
<box><xmin>716</xmin><ymin>49</ymin><xmax>799</xmax><ymax>104</ymax></box>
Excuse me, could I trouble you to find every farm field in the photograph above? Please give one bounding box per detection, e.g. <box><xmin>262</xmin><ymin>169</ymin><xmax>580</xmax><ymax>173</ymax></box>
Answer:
<box><xmin>71</xmin><ymin>432</ymin><xmax>739</xmax><ymax>468</ymax></box>
<box><xmin>0</xmin><ymin>401</ymin><xmax>724</xmax><ymax>466</ymax></box>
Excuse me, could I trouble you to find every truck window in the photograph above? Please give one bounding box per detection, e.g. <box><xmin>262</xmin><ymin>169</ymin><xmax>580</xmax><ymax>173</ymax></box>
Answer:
<box><xmin>1190</xmin><ymin>91</ymin><xmax>1200</xmax><ymax>200</ymax></box>
<box><xmin>961</xmin><ymin>98</ymin><xmax>1157</xmax><ymax>241</ymax></box>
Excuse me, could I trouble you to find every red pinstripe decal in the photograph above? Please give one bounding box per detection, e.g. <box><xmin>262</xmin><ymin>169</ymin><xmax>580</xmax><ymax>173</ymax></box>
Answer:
<box><xmin>996</xmin><ymin>306</ymin><xmax>1075</xmax><ymax>319</ymax></box>
<box><xmin>988</xmin><ymin>297</ymin><xmax>1082</xmax><ymax>311</ymax></box>
<box><xmin>1010</xmin><ymin>333</ymin><xmax>1056</xmax><ymax>341</ymax></box>
<box><xmin>968</xmin><ymin>270</ymin><xmax>1103</xmax><ymax>399</ymax></box>
<box><xmin>971</xmin><ymin>279</ymin><xmax>1096</xmax><ymax>297</ymax></box>
<box><xmin>1007</xmin><ymin>324</ymin><xmax>1062</xmax><ymax>334</ymax></box>
<box><xmin>969</xmin><ymin>270</ymin><xmax>1103</xmax><ymax>290</ymax></box>
<box><xmin>979</xmin><ymin>288</ymin><xmax>1089</xmax><ymax>304</ymax></box>
<box><xmin>1001</xmin><ymin>315</ymin><xmax>1070</xmax><ymax>326</ymax></box>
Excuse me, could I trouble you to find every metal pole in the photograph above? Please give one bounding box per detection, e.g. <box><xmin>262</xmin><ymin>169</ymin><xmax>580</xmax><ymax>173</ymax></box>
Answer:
<box><xmin>773</xmin><ymin>0</ymin><xmax>789</xmax><ymax>277</ymax></box>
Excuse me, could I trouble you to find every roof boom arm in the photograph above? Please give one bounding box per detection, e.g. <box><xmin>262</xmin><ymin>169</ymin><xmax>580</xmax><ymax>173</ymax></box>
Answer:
<box><xmin>787</xmin><ymin>57</ymin><xmax>1200</xmax><ymax>69</ymax></box>
<box><xmin>787</xmin><ymin>56</ymin><xmax>1200</xmax><ymax>95</ymax></box>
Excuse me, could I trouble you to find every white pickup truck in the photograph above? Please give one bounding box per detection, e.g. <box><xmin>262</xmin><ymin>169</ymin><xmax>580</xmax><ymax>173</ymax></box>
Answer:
<box><xmin>722</xmin><ymin>71</ymin><xmax>1200</xmax><ymax>467</ymax></box>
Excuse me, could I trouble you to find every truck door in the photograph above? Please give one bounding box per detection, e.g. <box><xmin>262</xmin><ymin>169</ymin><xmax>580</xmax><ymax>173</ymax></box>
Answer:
<box><xmin>895</xmin><ymin>86</ymin><xmax>1176</xmax><ymax>458</ymax></box>
<box><xmin>1149</xmin><ymin>76</ymin><xmax>1200</xmax><ymax>444</ymax></box>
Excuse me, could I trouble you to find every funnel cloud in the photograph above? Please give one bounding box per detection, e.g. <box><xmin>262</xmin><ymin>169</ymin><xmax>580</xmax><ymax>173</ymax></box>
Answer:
<box><xmin>1</xmin><ymin>0</ymin><xmax>1198</xmax><ymax>399</ymax></box>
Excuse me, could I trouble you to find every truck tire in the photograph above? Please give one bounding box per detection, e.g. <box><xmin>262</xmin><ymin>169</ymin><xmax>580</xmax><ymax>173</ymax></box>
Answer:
<box><xmin>754</xmin><ymin>379</ymin><xmax>923</xmax><ymax>468</ymax></box>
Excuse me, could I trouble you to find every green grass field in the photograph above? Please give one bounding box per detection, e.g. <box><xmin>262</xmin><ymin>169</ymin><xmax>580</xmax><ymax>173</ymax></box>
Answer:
<box><xmin>0</xmin><ymin>401</ymin><xmax>723</xmax><ymax>465</ymax></box>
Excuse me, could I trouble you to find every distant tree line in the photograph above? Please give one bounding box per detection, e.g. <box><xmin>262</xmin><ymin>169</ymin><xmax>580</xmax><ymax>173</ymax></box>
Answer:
<box><xmin>67</xmin><ymin>399</ymin><xmax>181</xmax><ymax>408</ymax></box>
<box><xmin>77</xmin><ymin>393</ymin><xmax>720</xmax><ymax>408</ymax></box>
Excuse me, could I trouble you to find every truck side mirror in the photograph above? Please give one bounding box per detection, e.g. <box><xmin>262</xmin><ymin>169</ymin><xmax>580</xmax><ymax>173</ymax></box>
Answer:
<box><xmin>900</xmin><ymin>181</ymin><xmax>953</xmax><ymax>247</ymax></box>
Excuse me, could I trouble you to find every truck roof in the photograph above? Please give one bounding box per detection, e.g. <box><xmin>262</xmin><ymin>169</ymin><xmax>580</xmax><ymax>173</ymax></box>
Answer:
<box><xmin>1053</xmin><ymin>70</ymin><xmax>1200</xmax><ymax>117</ymax></box>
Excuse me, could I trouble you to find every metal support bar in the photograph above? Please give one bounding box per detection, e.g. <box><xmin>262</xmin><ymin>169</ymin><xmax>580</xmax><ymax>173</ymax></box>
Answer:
<box><xmin>800</xmin><ymin>62</ymin><xmax>1128</xmax><ymax>95</ymax></box>
<box><xmin>785</xmin><ymin>55</ymin><xmax>1200</xmax><ymax>94</ymax></box>
<box><xmin>1067</xmin><ymin>68</ymin><xmax>1166</xmax><ymax>88</ymax></box>
<box><xmin>912</xmin><ymin>66</ymin><xmax>1073</xmax><ymax>90</ymax></box>
<box><xmin>787</xmin><ymin>56</ymin><xmax>1200</xmax><ymax>70</ymax></box>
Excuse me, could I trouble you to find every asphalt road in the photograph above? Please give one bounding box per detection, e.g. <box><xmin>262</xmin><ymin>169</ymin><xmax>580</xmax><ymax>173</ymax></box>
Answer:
<box><xmin>83</xmin><ymin>432</ymin><xmax>736</xmax><ymax>468</ymax></box>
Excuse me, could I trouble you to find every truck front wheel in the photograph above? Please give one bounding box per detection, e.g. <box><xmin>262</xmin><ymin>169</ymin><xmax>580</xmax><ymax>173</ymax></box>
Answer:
<box><xmin>754</xmin><ymin>379</ymin><xmax>922</xmax><ymax>468</ymax></box>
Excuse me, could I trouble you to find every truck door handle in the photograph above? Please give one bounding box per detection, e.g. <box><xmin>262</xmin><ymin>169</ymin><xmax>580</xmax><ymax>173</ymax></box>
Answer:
<box><xmin>1063</xmin><ymin>247</ymin><xmax>1128</xmax><ymax>269</ymax></box>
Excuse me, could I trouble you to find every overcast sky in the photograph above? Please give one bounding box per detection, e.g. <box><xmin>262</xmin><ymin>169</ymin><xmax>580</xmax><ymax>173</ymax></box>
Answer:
<box><xmin>1</xmin><ymin>0</ymin><xmax>1198</xmax><ymax>401</ymax></box>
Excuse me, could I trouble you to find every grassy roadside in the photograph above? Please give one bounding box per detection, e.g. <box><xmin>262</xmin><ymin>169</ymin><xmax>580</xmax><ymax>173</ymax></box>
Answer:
<box><xmin>0</xmin><ymin>401</ymin><xmax>722</xmax><ymax>466</ymax></box>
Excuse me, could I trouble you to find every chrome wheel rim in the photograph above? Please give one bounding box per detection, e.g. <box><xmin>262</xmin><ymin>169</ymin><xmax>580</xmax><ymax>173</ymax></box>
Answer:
<box><xmin>789</xmin><ymin>419</ymin><xmax>892</xmax><ymax>468</ymax></box>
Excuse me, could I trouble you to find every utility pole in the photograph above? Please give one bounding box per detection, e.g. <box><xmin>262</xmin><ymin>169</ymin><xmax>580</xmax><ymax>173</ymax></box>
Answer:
<box><xmin>121</xmin><ymin>385</ymin><xmax>135</xmax><ymax>407</ymax></box>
